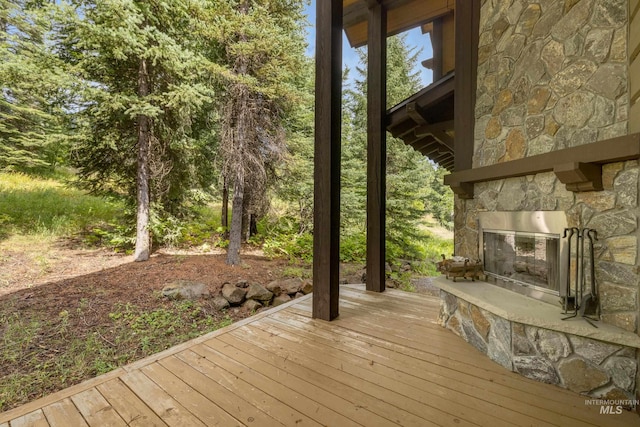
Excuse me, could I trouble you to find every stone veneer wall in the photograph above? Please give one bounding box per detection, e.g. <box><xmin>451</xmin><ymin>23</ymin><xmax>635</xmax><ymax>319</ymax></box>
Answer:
<box><xmin>439</xmin><ymin>291</ymin><xmax>639</xmax><ymax>402</ymax></box>
<box><xmin>455</xmin><ymin>0</ymin><xmax>638</xmax><ymax>333</ymax></box>
<box><xmin>451</xmin><ymin>0</ymin><xmax>640</xmax><ymax>404</ymax></box>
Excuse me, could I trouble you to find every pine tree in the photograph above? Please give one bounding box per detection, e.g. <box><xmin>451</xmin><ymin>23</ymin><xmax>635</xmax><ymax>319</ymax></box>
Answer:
<box><xmin>0</xmin><ymin>0</ymin><xmax>71</xmax><ymax>171</ymax></box>
<box><xmin>56</xmin><ymin>0</ymin><xmax>217</xmax><ymax>261</ymax></box>
<box><xmin>205</xmin><ymin>0</ymin><xmax>308</xmax><ymax>265</ymax></box>
<box><xmin>343</xmin><ymin>34</ymin><xmax>438</xmax><ymax>260</ymax></box>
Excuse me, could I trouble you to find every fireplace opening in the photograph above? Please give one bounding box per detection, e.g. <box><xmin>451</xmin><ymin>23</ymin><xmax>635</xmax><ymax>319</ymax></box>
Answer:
<box><xmin>478</xmin><ymin>212</ymin><xmax>568</xmax><ymax>305</ymax></box>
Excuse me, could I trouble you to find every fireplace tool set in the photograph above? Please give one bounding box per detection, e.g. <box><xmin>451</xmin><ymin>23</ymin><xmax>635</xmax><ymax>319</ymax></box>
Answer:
<box><xmin>562</xmin><ymin>227</ymin><xmax>599</xmax><ymax>328</ymax></box>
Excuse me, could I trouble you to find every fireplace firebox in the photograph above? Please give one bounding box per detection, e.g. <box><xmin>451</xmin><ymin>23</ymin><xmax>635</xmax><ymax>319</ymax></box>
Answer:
<box><xmin>478</xmin><ymin>211</ymin><xmax>569</xmax><ymax>305</ymax></box>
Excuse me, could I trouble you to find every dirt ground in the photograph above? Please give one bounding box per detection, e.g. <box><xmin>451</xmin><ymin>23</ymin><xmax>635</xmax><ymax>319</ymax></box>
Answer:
<box><xmin>0</xmin><ymin>238</ymin><xmax>290</xmax><ymax>323</ymax></box>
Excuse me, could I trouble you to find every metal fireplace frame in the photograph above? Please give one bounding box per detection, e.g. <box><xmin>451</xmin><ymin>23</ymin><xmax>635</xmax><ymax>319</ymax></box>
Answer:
<box><xmin>478</xmin><ymin>211</ymin><xmax>569</xmax><ymax>306</ymax></box>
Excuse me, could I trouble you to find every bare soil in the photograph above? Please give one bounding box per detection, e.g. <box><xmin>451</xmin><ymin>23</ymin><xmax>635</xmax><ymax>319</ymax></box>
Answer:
<box><xmin>0</xmin><ymin>238</ymin><xmax>293</xmax><ymax>411</ymax></box>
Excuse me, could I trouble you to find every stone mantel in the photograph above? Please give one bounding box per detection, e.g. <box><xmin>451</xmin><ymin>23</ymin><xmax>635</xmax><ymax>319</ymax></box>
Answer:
<box><xmin>434</xmin><ymin>276</ymin><xmax>640</xmax><ymax>349</ymax></box>
<box><xmin>444</xmin><ymin>133</ymin><xmax>640</xmax><ymax>198</ymax></box>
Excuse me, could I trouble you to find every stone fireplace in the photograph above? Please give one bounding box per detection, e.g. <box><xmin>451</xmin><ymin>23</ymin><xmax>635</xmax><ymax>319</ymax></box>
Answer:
<box><xmin>437</xmin><ymin>0</ymin><xmax>640</xmax><ymax>405</ymax></box>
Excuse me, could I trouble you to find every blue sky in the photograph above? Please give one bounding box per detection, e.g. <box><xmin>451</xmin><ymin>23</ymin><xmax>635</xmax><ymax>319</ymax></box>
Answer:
<box><xmin>302</xmin><ymin>1</ymin><xmax>434</xmax><ymax>88</ymax></box>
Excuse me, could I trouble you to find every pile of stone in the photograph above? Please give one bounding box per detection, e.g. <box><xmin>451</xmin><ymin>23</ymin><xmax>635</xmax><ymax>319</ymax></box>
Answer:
<box><xmin>213</xmin><ymin>277</ymin><xmax>313</xmax><ymax>312</ymax></box>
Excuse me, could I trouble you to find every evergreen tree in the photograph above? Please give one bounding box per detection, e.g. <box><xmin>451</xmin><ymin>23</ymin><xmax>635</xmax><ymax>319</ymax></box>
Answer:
<box><xmin>56</xmin><ymin>0</ymin><xmax>217</xmax><ymax>260</ymax></box>
<box><xmin>0</xmin><ymin>0</ymin><xmax>71</xmax><ymax>171</ymax></box>
<box><xmin>343</xmin><ymin>34</ymin><xmax>439</xmax><ymax>260</ymax></box>
<box><xmin>205</xmin><ymin>0</ymin><xmax>308</xmax><ymax>265</ymax></box>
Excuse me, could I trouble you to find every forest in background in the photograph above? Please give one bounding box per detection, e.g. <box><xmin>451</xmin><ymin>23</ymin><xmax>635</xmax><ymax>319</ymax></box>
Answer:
<box><xmin>1</xmin><ymin>0</ymin><xmax>454</xmax><ymax>269</ymax></box>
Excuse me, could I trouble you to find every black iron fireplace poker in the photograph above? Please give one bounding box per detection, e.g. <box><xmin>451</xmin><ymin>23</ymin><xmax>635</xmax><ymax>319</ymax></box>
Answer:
<box><xmin>562</xmin><ymin>227</ymin><xmax>599</xmax><ymax>328</ymax></box>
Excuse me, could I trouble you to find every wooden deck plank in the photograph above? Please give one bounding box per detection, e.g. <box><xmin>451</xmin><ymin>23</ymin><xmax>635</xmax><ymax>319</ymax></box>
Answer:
<box><xmin>119</xmin><ymin>370</ymin><xmax>207</xmax><ymax>427</ymax></box>
<box><xmin>204</xmin><ymin>336</ymin><xmax>393</xmax><ymax>427</ymax></box>
<box><xmin>157</xmin><ymin>354</ymin><xmax>284</xmax><ymax>427</ymax></box>
<box><xmin>96</xmin><ymin>379</ymin><xmax>167</xmax><ymax>427</ymax></box>
<box><xmin>267</xmin><ymin>310</ymin><xmax>601</xmax><ymax>427</ymax></box>
<box><xmin>70</xmin><ymin>388</ymin><xmax>128</xmax><ymax>427</ymax></box>
<box><xmin>140</xmin><ymin>362</ymin><xmax>243</xmax><ymax>427</ymax></box>
<box><xmin>187</xmin><ymin>343</ymin><xmax>359</xmax><ymax>427</ymax></box>
<box><xmin>3</xmin><ymin>286</ymin><xmax>639</xmax><ymax>427</ymax></box>
<box><xmin>174</xmin><ymin>349</ymin><xmax>317</xmax><ymax>427</ymax></box>
<box><xmin>6</xmin><ymin>409</ymin><xmax>50</xmax><ymax>427</ymax></box>
<box><xmin>250</xmin><ymin>319</ymin><xmax>551</xmax><ymax>427</ymax></box>
<box><xmin>229</xmin><ymin>325</ymin><xmax>475</xmax><ymax>427</ymax></box>
<box><xmin>41</xmin><ymin>398</ymin><xmax>88</xmax><ymax>427</ymax></box>
<box><xmin>213</xmin><ymin>333</ymin><xmax>433</xmax><ymax>427</ymax></box>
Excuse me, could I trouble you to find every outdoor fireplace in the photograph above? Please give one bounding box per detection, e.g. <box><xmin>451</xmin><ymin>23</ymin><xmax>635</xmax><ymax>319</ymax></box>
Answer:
<box><xmin>478</xmin><ymin>211</ymin><xmax>568</xmax><ymax>305</ymax></box>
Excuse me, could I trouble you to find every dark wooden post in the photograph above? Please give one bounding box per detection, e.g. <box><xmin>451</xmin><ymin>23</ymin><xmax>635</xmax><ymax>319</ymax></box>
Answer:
<box><xmin>366</xmin><ymin>0</ymin><xmax>387</xmax><ymax>293</ymax></box>
<box><xmin>313</xmin><ymin>0</ymin><xmax>342</xmax><ymax>320</ymax></box>
<box><xmin>454</xmin><ymin>0</ymin><xmax>480</xmax><ymax>175</ymax></box>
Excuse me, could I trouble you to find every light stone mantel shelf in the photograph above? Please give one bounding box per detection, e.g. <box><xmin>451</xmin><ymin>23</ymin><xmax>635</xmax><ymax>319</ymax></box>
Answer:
<box><xmin>434</xmin><ymin>276</ymin><xmax>640</xmax><ymax>349</ymax></box>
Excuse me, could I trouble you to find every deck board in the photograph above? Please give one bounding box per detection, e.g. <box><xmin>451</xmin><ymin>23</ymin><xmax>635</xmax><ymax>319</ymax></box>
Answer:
<box><xmin>2</xmin><ymin>285</ymin><xmax>638</xmax><ymax>426</ymax></box>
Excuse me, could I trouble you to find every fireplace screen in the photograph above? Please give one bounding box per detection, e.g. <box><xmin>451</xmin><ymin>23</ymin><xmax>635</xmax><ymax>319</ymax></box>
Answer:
<box><xmin>483</xmin><ymin>231</ymin><xmax>559</xmax><ymax>293</ymax></box>
<box><xmin>478</xmin><ymin>211</ymin><xmax>568</xmax><ymax>303</ymax></box>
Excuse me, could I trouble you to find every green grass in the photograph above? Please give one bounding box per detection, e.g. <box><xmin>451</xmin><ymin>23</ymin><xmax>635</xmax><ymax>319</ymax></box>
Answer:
<box><xmin>0</xmin><ymin>299</ymin><xmax>232</xmax><ymax>412</ymax></box>
<box><xmin>413</xmin><ymin>231</ymin><xmax>454</xmax><ymax>277</ymax></box>
<box><xmin>0</xmin><ymin>172</ymin><xmax>124</xmax><ymax>238</ymax></box>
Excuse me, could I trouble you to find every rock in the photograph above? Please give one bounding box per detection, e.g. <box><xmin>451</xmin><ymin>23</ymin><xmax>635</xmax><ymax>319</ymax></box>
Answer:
<box><xmin>515</xmin><ymin>3</ymin><xmax>540</xmax><ymax>36</ymax></box>
<box><xmin>301</xmin><ymin>280</ymin><xmax>313</xmax><ymax>295</ymax></box>
<box><xmin>575</xmin><ymin>191</ymin><xmax>616</xmax><ymax>211</ymax></box>
<box><xmin>551</xmin><ymin>0</ymin><xmax>593</xmax><ymax>41</ymax></box>
<box><xmin>502</xmin><ymin>129</ymin><xmax>526</xmax><ymax>161</ymax></box>
<box><xmin>600</xmin><ymin>282</ymin><xmax>638</xmax><ymax>311</ymax></box>
<box><xmin>601</xmin><ymin>313</ymin><xmax>637</xmax><ymax>332</ymax></box>
<box><xmin>246</xmin><ymin>283</ymin><xmax>273</xmax><ymax>302</ymax></box>
<box><xmin>243</xmin><ymin>299</ymin><xmax>263</xmax><ymax>312</ymax></box>
<box><xmin>603</xmin><ymin>357</ymin><xmax>637</xmax><ymax>391</ymax></box>
<box><xmin>294</xmin><ymin>292</ymin><xmax>304</xmax><ymax>299</ymax></box>
<box><xmin>558</xmin><ymin>358</ymin><xmax>609</xmax><ymax>393</ymax></box>
<box><xmin>606</xmin><ymin>237</ymin><xmax>637</xmax><ymax>266</ymax></box>
<box><xmin>614</xmin><ymin>169</ymin><xmax>639</xmax><ymax>208</ymax></box>
<box><xmin>461</xmin><ymin>321</ymin><xmax>488</xmax><ymax>354</ymax></box>
<box><xmin>266</xmin><ymin>281</ymin><xmax>282</xmax><ymax>296</ymax></box>
<box><xmin>222</xmin><ymin>282</ymin><xmax>247</xmax><ymax>305</ymax></box>
<box><xmin>533</xmin><ymin>330</ymin><xmax>571</xmax><ymax>362</ymax></box>
<box><xmin>212</xmin><ymin>295</ymin><xmax>230</xmax><ymax>310</ymax></box>
<box><xmin>568</xmin><ymin>336</ymin><xmax>620</xmax><ymax>365</ymax></box>
<box><xmin>591</xmin><ymin>0</ymin><xmax>627</xmax><ymax>27</ymax></box>
<box><xmin>492</xmin><ymin>89</ymin><xmax>513</xmax><ymax>115</ymax></box>
<box><xmin>553</xmin><ymin>91</ymin><xmax>595</xmax><ymax>128</ymax></box>
<box><xmin>596</xmin><ymin>262</ymin><xmax>639</xmax><ymax>288</ymax></box>
<box><xmin>272</xmin><ymin>294</ymin><xmax>292</xmax><ymax>307</ymax></box>
<box><xmin>162</xmin><ymin>280</ymin><xmax>207</xmax><ymax>300</ymax></box>
<box><xmin>487</xmin><ymin>314</ymin><xmax>512</xmax><ymax>370</ymax></box>
<box><xmin>588</xmin><ymin>211</ymin><xmax>636</xmax><ymax>239</ymax></box>
<box><xmin>550</xmin><ymin>60</ymin><xmax>597</xmax><ymax>98</ymax></box>
<box><xmin>513</xmin><ymin>356</ymin><xmax>560</xmax><ymax>384</ymax></box>
<box><xmin>513</xmin><ymin>323</ymin><xmax>536</xmax><ymax>355</ymax></box>
<box><xmin>281</xmin><ymin>278</ymin><xmax>304</xmax><ymax>295</ymax></box>
<box><xmin>584</xmin><ymin>28</ymin><xmax>613</xmax><ymax>63</ymax></box>
<box><xmin>470</xmin><ymin>305</ymin><xmax>490</xmax><ymax>339</ymax></box>
<box><xmin>235</xmin><ymin>279</ymin><xmax>249</xmax><ymax>288</ymax></box>
<box><xmin>586</xmin><ymin>64</ymin><xmax>627</xmax><ymax>100</ymax></box>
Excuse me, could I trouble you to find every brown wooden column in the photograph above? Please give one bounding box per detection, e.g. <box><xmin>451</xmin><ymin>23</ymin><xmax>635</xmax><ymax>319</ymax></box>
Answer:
<box><xmin>366</xmin><ymin>0</ymin><xmax>387</xmax><ymax>293</ymax></box>
<box><xmin>313</xmin><ymin>0</ymin><xmax>342</xmax><ymax>320</ymax></box>
<box><xmin>454</xmin><ymin>0</ymin><xmax>480</xmax><ymax>177</ymax></box>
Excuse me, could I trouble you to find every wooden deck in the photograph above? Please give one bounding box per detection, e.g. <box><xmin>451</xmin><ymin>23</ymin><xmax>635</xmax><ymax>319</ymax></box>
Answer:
<box><xmin>1</xmin><ymin>285</ymin><xmax>638</xmax><ymax>426</ymax></box>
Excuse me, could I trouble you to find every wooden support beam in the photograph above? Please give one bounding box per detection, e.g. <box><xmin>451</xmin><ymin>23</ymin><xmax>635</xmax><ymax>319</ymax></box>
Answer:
<box><xmin>444</xmin><ymin>134</ymin><xmax>640</xmax><ymax>198</ymax></box>
<box><xmin>431</xmin><ymin>16</ymin><xmax>444</xmax><ymax>81</ymax></box>
<box><xmin>554</xmin><ymin>162</ymin><xmax>603</xmax><ymax>192</ymax></box>
<box><xmin>313</xmin><ymin>0</ymin><xmax>342</xmax><ymax>321</ymax></box>
<box><xmin>366</xmin><ymin>1</ymin><xmax>387</xmax><ymax>294</ymax></box>
<box><xmin>454</xmin><ymin>0</ymin><xmax>480</xmax><ymax>173</ymax></box>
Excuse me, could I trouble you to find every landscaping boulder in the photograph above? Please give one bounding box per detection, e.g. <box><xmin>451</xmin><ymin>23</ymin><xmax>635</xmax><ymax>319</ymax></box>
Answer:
<box><xmin>266</xmin><ymin>281</ymin><xmax>283</xmax><ymax>296</ymax></box>
<box><xmin>222</xmin><ymin>282</ymin><xmax>247</xmax><ymax>305</ymax></box>
<box><xmin>236</xmin><ymin>279</ymin><xmax>249</xmax><ymax>288</ymax></box>
<box><xmin>301</xmin><ymin>280</ymin><xmax>313</xmax><ymax>295</ymax></box>
<box><xmin>281</xmin><ymin>278</ymin><xmax>304</xmax><ymax>295</ymax></box>
<box><xmin>213</xmin><ymin>295</ymin><xmax>230</xmax><ymax>310</ymax></box>
<box><xmin>244</xmin><ymin>299</ymin><xmax>263</xmax><ymax>312</ymax></box>
<box><xmin>294</xmin><ymin>292</ymin><xmax>304</xmax><ymax>299</ymax></box>
<box><xmin>162</xmin><ymin>280</ymin><xmax>208</xmax><ymax>300</ymax></box>
<box><xmin>272</xmin><ymin>294</ymin><xmax>292</xmax><ymax>307</ymax></box>
<box><xmin>246</xmin><ymin>283</ymin><xmax>273</xmax><ymax>302</ymax></box>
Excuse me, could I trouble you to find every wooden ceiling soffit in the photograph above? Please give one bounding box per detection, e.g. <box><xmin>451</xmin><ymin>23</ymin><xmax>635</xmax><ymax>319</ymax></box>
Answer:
<box><xmin>344</xmin><ymin>0</ymin><xmax>455</xmax><ymax>47</ymax></box>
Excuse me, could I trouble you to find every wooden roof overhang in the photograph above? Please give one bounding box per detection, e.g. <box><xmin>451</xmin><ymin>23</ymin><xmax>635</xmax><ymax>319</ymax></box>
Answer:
<box><xmin>386</xmin><ymin>73</ymin><xmax>455</xmax><ymax>171</ymax></box>
<box><xmin>343</xmin><ymin>0</ymin><xmax>455</xmax><ymax>48</ymax></box>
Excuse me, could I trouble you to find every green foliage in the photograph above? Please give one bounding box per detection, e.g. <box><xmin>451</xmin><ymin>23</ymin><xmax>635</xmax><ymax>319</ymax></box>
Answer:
<box><xmin>0</xmin><ymin>172</ymin><xmax>123</xmax><ymax>238</ymax></box>
<box><xmin>56</xmin><ymin>0</ymin><xmax>219</xmax><ymax>218</ymax></box>
<box><xmin>0</xmin><ymin>1</ymin><xmax>73</xmax><ymax>171</ymax></box>
<box><xmin>0</xmin><ymin>298</ymin><xmax>232</xmax><ymax>412</ymax></box>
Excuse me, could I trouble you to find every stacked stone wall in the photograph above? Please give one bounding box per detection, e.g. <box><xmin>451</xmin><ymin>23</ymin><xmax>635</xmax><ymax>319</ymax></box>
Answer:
<box><xmin>456</xmin><ymin>0</ymin><xmax>638</xmax><ymax>332</ymax></box>
<box><xmin>439</xmin><ymin>291</ymin><xmax>639</xmax><ymax>403</ymax></box>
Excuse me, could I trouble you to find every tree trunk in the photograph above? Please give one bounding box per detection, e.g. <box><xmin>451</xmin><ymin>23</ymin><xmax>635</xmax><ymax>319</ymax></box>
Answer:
<box><xmin>249</xmin><ymin>214</ymin><xmax>258</xmax><ymax>238</ymax></box>
<box><xmin>226</xmin><ymin>172</ymin><xmax>244</xmax><ymax>265</ymax></box>
<box><xmin>221</xmin><ymin>178</ymin><xmax>229</xmax><ymax>239</ymax></box>
<box><xmin>134</xmin><ymin>58</ymin><xmax>151</xmax><ymax>262</ymax></box>
<box><xmin>241</xmin><ymin>191</ymin><xmax>250</xmax><ymax>242</ymax></box>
